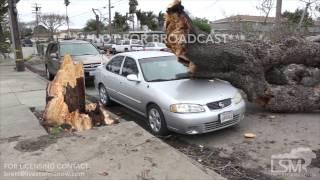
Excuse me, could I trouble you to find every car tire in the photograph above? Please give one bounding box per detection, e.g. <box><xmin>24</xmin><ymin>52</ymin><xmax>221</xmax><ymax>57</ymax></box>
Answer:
<box><xmin>147</xmin><ymin>104</ymin><xmax>169</xmax><ymax>136</ymax></box>
<box><xmin>45</xmin><ymin>66</ymin><xmax>54</xmax><ymax>81</ymax></box>
<box><xmin>99</xmin><ymin>84</ymin><xmax>112</xmax><ymax>106</ymax></box>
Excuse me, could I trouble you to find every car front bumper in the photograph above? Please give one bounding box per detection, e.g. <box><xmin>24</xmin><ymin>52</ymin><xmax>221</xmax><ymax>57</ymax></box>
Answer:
<box><xmin>163</xmin><ymin>100</ymin><xmax>246</xmax><ymax>134</ymax></box>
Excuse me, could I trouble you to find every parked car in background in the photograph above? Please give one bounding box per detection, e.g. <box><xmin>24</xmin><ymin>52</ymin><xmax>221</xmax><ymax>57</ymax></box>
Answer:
<box><xmin>96</xmin><ymin>38</ymin><xmax>117</xmax><ymax>53</ymax></box>
<box><xmin>92</xmin><ymin>39</ymin><xmax>104</xmax><ymax>50</ymax></box>
<box><xmin>21</xmin><ymin>38</ymin><xmax>33</xmax><ymax>47</ymax></box>
<box><xmin>94</xmin><ymin>51</ymin><xmax>245</xmax><ymax>136</ymax></box>
<box><xmin>45</xmin><ymin>40</ymin><xmax>108</xmax><ymax>81</ymax></box>
<box><xmin>112</xmin><ymin>39</ymin><xmax>144</xmax><ymax>53</ymax></box>
<box><xmin>144</xmin><ymin>42</ymin><xmax>170</xmax><ymax>52</ymax></box>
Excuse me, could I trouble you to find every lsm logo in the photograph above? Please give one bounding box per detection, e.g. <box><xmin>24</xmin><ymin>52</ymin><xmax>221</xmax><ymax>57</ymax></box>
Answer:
<box><xmin>271</xmin><ymin>147</ymin><xmax>317</xmax><ymax>177</ymax></box>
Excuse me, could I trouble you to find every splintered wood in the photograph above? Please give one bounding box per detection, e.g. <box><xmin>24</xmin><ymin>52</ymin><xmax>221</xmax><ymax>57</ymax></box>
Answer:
<box><xmin>43</xmin><ymin>55</ymin><xmax>117</xmax><ymax>131</ymax></box>
<box><xmin>165</xmin><ymin>0</ymin><xmax>320</xmax><ymax>112</ymax></box>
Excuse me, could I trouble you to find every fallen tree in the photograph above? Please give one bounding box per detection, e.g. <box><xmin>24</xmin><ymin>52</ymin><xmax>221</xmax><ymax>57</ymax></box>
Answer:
<box><xmin>164</xmin><ymin>0</ymin><xmax>320</xmax><ymax>112</ymax></box>
<box><xmin>43</xmin><ymin>55</ymin><xmax>117</xmax><ymax>131</ymax></box>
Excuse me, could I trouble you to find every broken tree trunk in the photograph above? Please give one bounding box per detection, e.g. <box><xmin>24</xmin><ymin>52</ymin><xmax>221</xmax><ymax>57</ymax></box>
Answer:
<box><xmin>43</xmin><ymin>55</ymin><xmax>117</xmax><ymax>131</ymax></box>
<box><xmin>165</xmin><ymin>0</ymin><xmax>320</xmax><ymax>112</ymax></box>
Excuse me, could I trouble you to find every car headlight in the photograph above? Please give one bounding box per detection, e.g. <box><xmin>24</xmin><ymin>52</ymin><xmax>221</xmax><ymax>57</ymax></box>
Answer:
<box><xmin>170</xmin><ymin>104</ymin><xmax>205</xmax><ymax>113</ymax></box>
<box><xmin>232</xmin><ymin>92</ymin><xmax>243</xmax><ymax>104</ymax></box>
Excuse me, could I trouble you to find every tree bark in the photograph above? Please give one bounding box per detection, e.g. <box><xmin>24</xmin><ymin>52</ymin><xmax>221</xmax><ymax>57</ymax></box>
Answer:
<box><xmin>43</xmin><ymin>55</ymin><xmax>118</xmax><ymax>131</ymax></box>
<box><xmin>165</xmin><ymin>0</ymin><xmax>320</xmax><ymax>112</ymax></box>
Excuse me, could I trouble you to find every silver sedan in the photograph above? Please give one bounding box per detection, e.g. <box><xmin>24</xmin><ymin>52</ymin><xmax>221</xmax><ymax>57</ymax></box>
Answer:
<box><xmin>94</xmin><ymin>51</ymin><xmax>246</xmax><ymax>135</ymax></box>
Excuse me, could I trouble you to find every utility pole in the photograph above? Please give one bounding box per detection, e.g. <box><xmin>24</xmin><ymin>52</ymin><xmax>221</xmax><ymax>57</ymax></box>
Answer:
<box><xmin>32</xmin><ymin>3</ymin><xmax>41</xmax><ymax>40</ymax></box>
<box><xmin>64</xmin><ymin>0</ymin><xmax>70</xmax><ymax>37</ymax></box>
<box><xmin>108</xmin><ymin>0</ymin><xmax>112</xmax><ymax>37</ymax></box>
<box><xmin>298</xmin><ymin>2</ymin><xmax>311</xmax><ymax>30</ymax></box>
<box><xmin>8</xmin><ymin>0</ymin><xmax>25</xmax><ymax>71</ymax></box>
<box><xmin>275</xmin><ymin>0</ymin><xmax>282</xmax><ymax>28</ymax></box>
<box><xmin>92</xmin><ymin>8</ymin><xmax>100</xmax><ymax>38</ymax></box>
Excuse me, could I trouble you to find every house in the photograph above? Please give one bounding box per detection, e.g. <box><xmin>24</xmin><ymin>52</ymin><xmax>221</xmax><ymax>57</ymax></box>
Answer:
<box><xmin>53</xmin><ymin>29</ymin><xmax>82</xmax><ymax>40</ymax></box>
<box><xmin>211</xmin><ymin>15</ymin><xmax>320</xmax><ymax>35</ymax></box>
<box><xmin>210</xmin><ymin>15</ymin><xmax>278</xmax><ymax>34</ymax></box>
<box><xmin>308</xmin><ymin>20</ymin><xmax>320</xmax><ymax>35</ymax></box>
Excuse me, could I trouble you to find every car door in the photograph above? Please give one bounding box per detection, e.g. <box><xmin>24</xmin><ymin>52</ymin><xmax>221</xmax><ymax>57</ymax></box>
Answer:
<box><xmin>51</xmin><ymin>43</ymin><xmax>60</xmax><ymax>73</ymax></box>
<box><xmin>101</xmin><ymin>55</ymin><xmax>125</xmax><ymax>100</ymax></box>
<box><xmin>118</xmin><ymin>56</ymin><xmax>145</xmax><ymax>113</ymax></box>
<box><xmin>46</xmin><ymin>43</ymin><xmax>59</xmax><ymax>74</ymax></box>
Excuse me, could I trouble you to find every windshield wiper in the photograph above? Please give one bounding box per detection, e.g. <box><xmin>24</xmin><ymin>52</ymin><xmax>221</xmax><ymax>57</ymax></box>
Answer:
<box><xmin>149</xmin><ymin>79</ymin><xmax>171</xmax><ymax>82</ymax></box>
<box><xmin>74</xmin><ymin>53</ymin><xmax>96</xmax><ymax>56</ymax></box>
<box><xmin>149</xmin><ymin>77</ymin><xmax>190</xmax><ymax>82</ymax></box>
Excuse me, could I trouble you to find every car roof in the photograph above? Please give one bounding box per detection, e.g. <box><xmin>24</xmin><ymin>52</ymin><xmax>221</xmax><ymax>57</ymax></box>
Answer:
<box><xmin>118</xmin><ymin>51</ymin><xmax>174</xmax><ymax>59</ymax></box>
<box><xmin>59</xmin><ymin>40</ymin><xmax>90</xmax><ymax>44</ymax></box>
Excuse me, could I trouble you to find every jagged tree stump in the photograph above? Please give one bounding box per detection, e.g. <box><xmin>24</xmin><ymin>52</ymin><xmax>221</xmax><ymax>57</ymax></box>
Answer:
<box><xmin>165</xmin><ymin>0</ymin><xmax>320</xmax><ymax>112</ymax></box>
<box><xmin>43</xmin><ymin>55</ymin><xmax>117</xmax><ymax>131</ymax></box>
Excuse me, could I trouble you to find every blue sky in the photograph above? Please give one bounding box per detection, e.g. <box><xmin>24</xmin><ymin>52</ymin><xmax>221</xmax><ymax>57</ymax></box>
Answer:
<box><xmin>17</xmin><ymin>0</ymin><xmax>317</xmax><ymax>30</ymax></box>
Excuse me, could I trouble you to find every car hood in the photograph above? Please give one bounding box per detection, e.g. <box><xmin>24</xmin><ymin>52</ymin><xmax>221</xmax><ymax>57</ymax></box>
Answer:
<box><xmin>71</xmin><ymin>54</ymin><xmax>103</xmax><ymax>64</ymax></box>
<box><xmin>149</xmin><ymin>79</ymin><xmax>238</xmax><ymax>104</ymax></box>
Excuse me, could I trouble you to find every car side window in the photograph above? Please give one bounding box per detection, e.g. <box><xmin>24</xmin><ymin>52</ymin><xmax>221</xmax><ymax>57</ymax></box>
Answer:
<box><xmin>121</xmin><ymin>57</ymin><xmax>138</xmax><ymax>77</ymax></box>
<box><xmin>147</xmin><ymin>43</ymin><xmax>155</xmax><ymax>47</ymax></box>
<box><xmin>106</xmin><ymin>56</ymin><xmax>124</xmax><ymax>74</ymax></box>
<box><xmin>51</xmin><ymin>44</ymin><xmax>58</xmax><ymax>54</ymax></box>
<box><xmin>46</xmin><ymin>44</ymin><xmax>53</xmax><ymax>57</ymax></box>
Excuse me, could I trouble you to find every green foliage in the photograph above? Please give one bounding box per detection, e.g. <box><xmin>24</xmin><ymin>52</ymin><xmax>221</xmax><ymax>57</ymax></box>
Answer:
<box><xmin>135</xmin><ymin>10</ymin><xmax>158</xmax><ymax>30</ymax></box>
<box><xmin>282</xmin><ymin>9</ymin><xmax>314</xmax><ymax>27</ymax></box>
<box><xmin>158</xmin><ymin>11</ymin><xmax>165</xmax><ymax>30</ymax></box>
<box><xmin>129</xmin><ymin>0</ymin><xmax>138</xmax><ymax>14</ymax></box>
<box><xmin>50</xmin><ymin>125</ymin><xmax>63</xmax><ymax>137</ymax></box>
<box><xmin>0</xmin><ymin>0</ymin><xmax>7</xmax><ymax>19</ymax></box>
<box><xmin>113</xmin><ymin>12</ymin><xmax>129</xmax><ymax>32</ymax></box>
<box><xmin>192</xmin><ymin>17</ymin><xmax>211</xmax><ymax>34</ymax></box>
<box><xmin>83</xmin><ymin>19</ymin><xmax>105</xmax><ymax>32</ymax></box>
<box><xmin>0</xmin><ymin>41</ymin><xmax>10</xmax><ymax>54</ymax></box>
<box><xmin>0</xmin><ymin>0</ymin><xmax>9</xmax><ymax>54</ymax></box>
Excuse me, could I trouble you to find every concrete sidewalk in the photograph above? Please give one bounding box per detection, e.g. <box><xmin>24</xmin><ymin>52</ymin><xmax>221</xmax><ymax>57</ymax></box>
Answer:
<box><xmin>0</xmin><ymin>60</ymin><xmax>47</xmax><ymax>138</ymax></box>
<box><xmin>0</xmin><ymin>59</ymin><xmax>225</xmax><ymax>180</ymax></box>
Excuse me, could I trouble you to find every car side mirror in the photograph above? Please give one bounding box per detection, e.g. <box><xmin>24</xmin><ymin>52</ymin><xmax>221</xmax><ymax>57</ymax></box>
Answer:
<box><xmin>127</xmin><ymin>74</ymin><xmax>140</xmax><ymax>82</ymax></box>
<box><xmin>50</xmin><ymin>53</ymin><xmax>58</xmax><ymax>59</ymax></box>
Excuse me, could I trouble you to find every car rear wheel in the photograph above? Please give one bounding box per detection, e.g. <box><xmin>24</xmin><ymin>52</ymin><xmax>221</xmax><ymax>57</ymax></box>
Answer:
<box><xmin>45</xmin><ymin>66</ymin><xmax>54</xmax><ymax>81</ymax></box>
<box><xmin>147</xmin><ymin>104</ymin><xmax>169</xmax><ymax>136</ymax></box>
<box><xmin>99</xmin><ymin>84</ymin><xmax>112</xmax><ymax>106</ymax></box>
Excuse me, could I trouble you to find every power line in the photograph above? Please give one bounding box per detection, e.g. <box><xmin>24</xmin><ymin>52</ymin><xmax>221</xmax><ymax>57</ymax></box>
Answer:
<box><xmin>32</xmin><ymin>3</ymin><xmax>41</xmax><ymax>26</ymax></box>
<box><xmin>69</xmin><ymin>6</ymin><xmax>108</xmax><ymax>18</ymax></box>
<box><xmin>112</xmin><ymin>0</ymin><xmax>127</xmax><ymax>6</ymax></box>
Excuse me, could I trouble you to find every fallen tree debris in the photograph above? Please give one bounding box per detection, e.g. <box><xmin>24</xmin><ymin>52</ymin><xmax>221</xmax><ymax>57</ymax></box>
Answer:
<box><xmin>244</xmin><ymin>133</ymin><xmax>256</xmax><ymax>139</ymax></box>
<box><xmin>165</xmin><ymin>0</ymin><xmax>320</xmax><ymax>112</ymax></box>
<box><xmin>43</xmin><ymin>55</ymin><xmax>118</xmax><ymax>131</ymax></box>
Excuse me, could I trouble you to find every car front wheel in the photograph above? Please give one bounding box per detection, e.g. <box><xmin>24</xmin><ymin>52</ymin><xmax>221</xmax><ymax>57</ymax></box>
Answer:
<box><xmin>45</xmin><ymin>66</ymin><xmax>54</xmax><ymax>80</ymax></box>
<box><xmin>147</xmin><ymin>104</ymin><xmax>169</xmax><ymax>136</ymax></box>
<box><xmin>99</xmin><ymin>84</ymin><xmax>112</xmax><ymax>106</ymax></box>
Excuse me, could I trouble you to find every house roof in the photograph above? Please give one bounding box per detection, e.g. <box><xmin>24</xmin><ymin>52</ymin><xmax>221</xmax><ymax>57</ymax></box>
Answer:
<box><xmin>59</xmin><ymin>29</ymin><xmax>82</xmax><ymax>33</ymax></box>
<box><xmin>212</xmin><ymin>15</ymin><xmax>278</xmax><ymax>24</ymax></box>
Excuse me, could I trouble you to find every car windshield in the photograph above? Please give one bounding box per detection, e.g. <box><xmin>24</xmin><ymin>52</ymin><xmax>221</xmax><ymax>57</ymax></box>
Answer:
<box><xmin>139</xmin><ymin>56</ymin><xmax>190</xmax><ymax>82</ymax></box>
<box><xmin>132</xmin><ymin>39</ymin><xmax>143</xmax><ymax>45</ymax></box>
<box><xmin>157</xmin><ymin>43</ymin><xmax>167</xmax><ymax>48</ymax></box>
<box><xmin>60</xmin><ymin>43</ymin><xmax>99</xmax><ymax>56</ymax></box>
